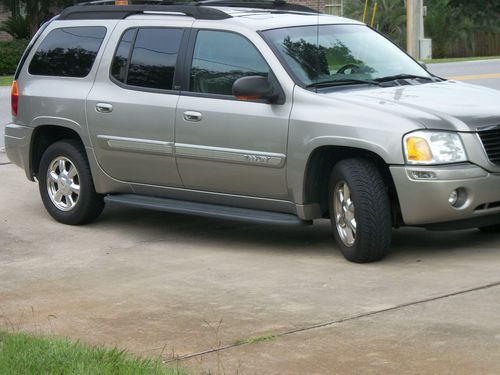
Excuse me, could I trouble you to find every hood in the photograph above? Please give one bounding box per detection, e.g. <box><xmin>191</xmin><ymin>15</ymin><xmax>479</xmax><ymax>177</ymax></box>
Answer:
<box><xmin>321</xmin><ymin>80</ymin><xmax>500</xmax><ymax>132</ymax></box>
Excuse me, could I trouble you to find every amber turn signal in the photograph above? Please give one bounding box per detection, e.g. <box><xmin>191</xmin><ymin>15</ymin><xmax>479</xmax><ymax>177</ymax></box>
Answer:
<box><xmin>406</xmin><ymin>136</ymin><xmax>433</xmax><ymax>162</ymax></box>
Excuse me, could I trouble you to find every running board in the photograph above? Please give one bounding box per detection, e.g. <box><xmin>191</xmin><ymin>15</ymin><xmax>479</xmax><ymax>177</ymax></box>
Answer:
<box><xmin>104</xmin><ymin>194</ymin><xmax>311</xmax><ymax>226</ymax></box>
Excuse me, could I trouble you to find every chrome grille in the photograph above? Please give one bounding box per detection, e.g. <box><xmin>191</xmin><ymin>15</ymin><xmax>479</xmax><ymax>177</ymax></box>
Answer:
<box><xmin>478</xmin><ymin>128</ymin><xmax>500</xmax><ymax>165</ymax></box>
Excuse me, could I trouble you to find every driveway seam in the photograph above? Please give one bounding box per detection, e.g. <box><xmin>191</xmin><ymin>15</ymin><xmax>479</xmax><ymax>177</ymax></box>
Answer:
<box><xmin>167</xmin><ymin>281</ymin><xmax>500</xmax><ymax>362</ymax></box>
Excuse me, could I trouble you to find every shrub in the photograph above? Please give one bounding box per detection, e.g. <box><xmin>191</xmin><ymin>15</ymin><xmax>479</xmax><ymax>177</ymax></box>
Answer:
<box><xmin>0</xmin><ymin>15</ymin><xmax>31</xmax><ymax>40</ymax></box>
<box><xmin>0</xmin><ymin>39</ymin><xmax>29</xmax><ymax>75</ymax></box>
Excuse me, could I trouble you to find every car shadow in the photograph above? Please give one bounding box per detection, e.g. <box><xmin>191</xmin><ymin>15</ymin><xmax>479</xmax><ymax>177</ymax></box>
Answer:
<box><xmin>94</xmin><ymin>204</ymin><xmax>500</xmax><ymax>260</ymax></box>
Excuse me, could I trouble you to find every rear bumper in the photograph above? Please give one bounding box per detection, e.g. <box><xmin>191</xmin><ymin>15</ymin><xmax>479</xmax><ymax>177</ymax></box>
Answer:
<box><xmin>391</xmin><ymin>164</ymin><xmax>500</xmax><ymax>228</ymax></box>
<box><xmin>4</xmin><ymin>123</ymin><xmax>33</xmax><ymax>180</ymax></box>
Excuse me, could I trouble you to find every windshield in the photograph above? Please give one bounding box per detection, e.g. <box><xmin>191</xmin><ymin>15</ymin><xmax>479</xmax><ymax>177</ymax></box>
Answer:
<box><xmin>263</xmin><ymin>24</ymin><xmax>432</xmax><ymax>87</ymax></box>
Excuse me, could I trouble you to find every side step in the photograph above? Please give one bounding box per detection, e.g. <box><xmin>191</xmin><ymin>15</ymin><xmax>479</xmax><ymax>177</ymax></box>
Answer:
<box><xmin>104</xmin><ymin>194</ymin><xmax>311</xmax><ymax>226</ymax></box>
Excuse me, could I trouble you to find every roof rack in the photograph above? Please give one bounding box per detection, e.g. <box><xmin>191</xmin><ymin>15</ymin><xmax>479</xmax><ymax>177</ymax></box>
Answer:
<box><xmin>193</xmin><ymin>0</ymin><xmax>318</xmax><ymax>13</ymax></box>
<box><xmin>59</xmin><ymin>0</ymin><xmax>318</xmax><ymax>21</ymax></box>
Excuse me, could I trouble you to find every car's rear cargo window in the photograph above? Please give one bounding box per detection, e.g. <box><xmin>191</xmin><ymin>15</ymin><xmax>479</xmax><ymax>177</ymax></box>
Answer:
<box><xmin>28</xmin><ymin>26</ymin><xmax>106</xmax><ymax>78</ymax></box>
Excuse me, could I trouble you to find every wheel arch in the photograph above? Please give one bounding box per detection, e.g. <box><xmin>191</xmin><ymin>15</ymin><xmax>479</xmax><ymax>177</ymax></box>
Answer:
<box><xmin>303</xmin><ymin>145</ymin><xmax>403</xmax><ymax>226</ymax></box>
<box><xmin>29</xmin><ymin>124</ymin><xmax>87</xmax><ymax>180</ymax></box>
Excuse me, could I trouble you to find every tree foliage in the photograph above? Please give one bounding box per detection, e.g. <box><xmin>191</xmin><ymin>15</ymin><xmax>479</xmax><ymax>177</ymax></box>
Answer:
<box><xmin>0</xmin><ymin>0</ymin><xmax>75</xmax><ymax>37</ymax></box>
<box><xmin>344</xmin><ymin>0</ymin><xmax>500</xmax><ymax>58</ymax></box>
<box><xmin>0</xmin><ymin>14</ymin><xmax>31</xmax><ymax>39</ymax></box>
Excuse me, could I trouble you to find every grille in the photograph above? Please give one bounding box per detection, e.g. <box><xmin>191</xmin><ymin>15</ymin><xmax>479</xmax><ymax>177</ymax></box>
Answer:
<box><xmin>478</xmin><ymin>127</ymin><xmax>500</xmax><ymax>165</ymax></box>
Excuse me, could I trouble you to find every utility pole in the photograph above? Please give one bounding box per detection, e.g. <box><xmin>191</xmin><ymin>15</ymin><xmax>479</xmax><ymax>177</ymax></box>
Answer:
<box><xmin>407</xmin><ymin>0</ymin><xmax>432</xmax><ymax>60</ymax></box>
<box><xmin>406</xmin><ymin>0</ymin><xmax>420</xmax><ymax>59</ymax></box>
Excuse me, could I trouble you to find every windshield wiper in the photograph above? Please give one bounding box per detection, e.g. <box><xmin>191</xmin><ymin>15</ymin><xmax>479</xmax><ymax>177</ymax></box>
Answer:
<box><xmin>306</xmin><ymin>78</ymin><xmax>382</xmax><ymax>89</ymax></box>
<box><xmin>375</xmin><ymin>74</ymin><xmax>436</xmax><ymax>82</ymax></box>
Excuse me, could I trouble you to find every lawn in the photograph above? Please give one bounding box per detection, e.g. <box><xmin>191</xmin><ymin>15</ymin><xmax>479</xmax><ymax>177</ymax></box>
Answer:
<box><xmin>0</xmin><ymin>76</ymin><xmax>13</xmax><ymax>86</ymax></box>
<box><xmin>423</xmin><ymin>56</ymin><xmax>500</xmax><ymax>64</ymax></box>
<box><xmin>0</xmin><ymin>331</ymin><xmax>188</xmax><ymax>375</ymax></box>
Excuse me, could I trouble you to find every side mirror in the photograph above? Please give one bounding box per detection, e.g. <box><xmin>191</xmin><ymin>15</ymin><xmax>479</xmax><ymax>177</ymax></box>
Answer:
<box><xmin>232</xmin><ymin>76</ymin><xmax>278</xmax><ymax>103</ymax></box>
<box><xmin>418</xmin><ymin>61</ymin><xmax>428</xmax><ymax>70</ymax></box>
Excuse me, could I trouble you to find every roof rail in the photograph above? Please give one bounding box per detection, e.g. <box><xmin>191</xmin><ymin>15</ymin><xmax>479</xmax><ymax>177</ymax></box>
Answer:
<box><xmin>192</xmin><ymin>0</ymin><xmax>318</xmax><ymax>13</ymax></box>
<box><xmin>59</xmin><ymin>4</ymin><xmax>232</xmax><ymax>20</ymax></box>
<box><xmin>59</xmin><ymin>0</ymin><xmax>319</xmax><ymax>21</ymax></box>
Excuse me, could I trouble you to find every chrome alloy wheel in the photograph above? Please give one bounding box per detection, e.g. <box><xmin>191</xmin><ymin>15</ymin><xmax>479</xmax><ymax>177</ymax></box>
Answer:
<box><xmin>334</xmin><ymin>181</ymin><xmax>357</xmax><ymax>247</ymax></box>
<box><xmin>46</xmin><ymin>156</ymin><xmax>81</xmax><ymax>211</ymax></box>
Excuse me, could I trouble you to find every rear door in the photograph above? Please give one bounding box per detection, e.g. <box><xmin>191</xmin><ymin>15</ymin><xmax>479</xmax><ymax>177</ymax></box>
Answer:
<box><xmin>86</xmin><ymin>21</ymin><xmax>188</xmax><ymax>187</ymax></box>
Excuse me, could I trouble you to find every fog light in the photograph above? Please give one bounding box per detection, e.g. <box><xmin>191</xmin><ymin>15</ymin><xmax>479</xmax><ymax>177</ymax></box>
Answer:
<box><xmin>448</xmin><ymin>190</ymin><xmax>459</xmax><ymax>205</ymax></box>
<box><xmin>448</xmin><ymin>188</ymin><xmax>467</xmax><ymax>208</ymax></box>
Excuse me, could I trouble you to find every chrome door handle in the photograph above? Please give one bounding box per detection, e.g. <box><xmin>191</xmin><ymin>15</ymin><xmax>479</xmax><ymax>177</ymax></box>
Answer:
<box><xmin>96</xmin><ymin>103</ymin><xmax>113</xmax><ymax>113</ymax></box>
<box><xmin>183</xmin><ymin>111</ymin><xmax>202</xmax><ymax>122</ymax></box>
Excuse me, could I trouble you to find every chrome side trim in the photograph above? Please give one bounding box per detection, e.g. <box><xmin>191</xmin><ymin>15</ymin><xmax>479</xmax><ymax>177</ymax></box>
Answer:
<box><xmin>175</xmin><ymin>143</ymin><xmax>286</xmax><ymax>168</ymax></box>
<box><xmin>97</xmin><ymin>135</ymin><xmax>174</xmax><ymax>155</ymax></box>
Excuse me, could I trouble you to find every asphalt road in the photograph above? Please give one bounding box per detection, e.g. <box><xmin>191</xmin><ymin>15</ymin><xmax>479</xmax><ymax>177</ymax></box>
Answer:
<box><xmin>428</xmin><ymin>59</ymin><xmax>500</xmax><ymax>90</ymax></box>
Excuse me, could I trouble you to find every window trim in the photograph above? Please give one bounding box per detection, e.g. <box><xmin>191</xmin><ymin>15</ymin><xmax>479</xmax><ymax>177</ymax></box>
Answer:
<box><xmin>28</xmin><ymin>25</ymin><xmax>107</xmax><ymax>79</ymax></box>
<box><xmin>180</xmin><ymin>28</ymin><xmax>285</xmax><ymax>105</ymax></box>
<box><xmin>108</xmin><ymin>26</ymin><xmax>188</xmax><ymax>94</ymax></box>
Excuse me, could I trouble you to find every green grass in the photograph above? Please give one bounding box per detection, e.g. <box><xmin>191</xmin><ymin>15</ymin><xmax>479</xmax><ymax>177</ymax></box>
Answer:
<box><xmin>234</xmin><ymin>334</ymin><xmax>278</xmax><ymax>346</ymax></box>
<box><xmin>0</xmin><ymin>76</ymin><xmax>13</xmax><ymax>86</ymax></box>
<box><xmin>0</xmin><ymin>331</ymin><xmax>188</xmax><ymax>375</ymax></box>
<box><xmin>423</xmin><ymin>56</ymin><xmax>500</xmax><ymax>64</ymax></box>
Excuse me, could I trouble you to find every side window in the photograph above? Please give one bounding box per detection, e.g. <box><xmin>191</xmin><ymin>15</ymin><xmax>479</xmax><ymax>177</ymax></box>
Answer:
<box><xmin>29</xmin><ymin>26</ymin><xmax>106</xmax><ymax>77</ymax></box>
<box><xmin>125</xmin><ymin>28</ymin><xmax>183</xmax><ymax>90</ymax></box>
<box><xmin>111</xmin><ymin>28</ymin><xmax>136</xmax><ymax>83</ymax></box>
<box><xmin>190</xmin><ymin>31</ymin><xmax>269</xmax><ymax>96</ymax></box>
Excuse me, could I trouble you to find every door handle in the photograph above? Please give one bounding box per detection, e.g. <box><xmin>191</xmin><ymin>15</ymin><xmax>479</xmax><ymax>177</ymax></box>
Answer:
<box><xmin>183</xmin><ymin>111</ymin><xmax>202</xmax><ymax>122</ymax></box>
<box><xmin>96</xmin><ymin>103</ymin><xmax>113</xmax><ymax>113</ymax></box>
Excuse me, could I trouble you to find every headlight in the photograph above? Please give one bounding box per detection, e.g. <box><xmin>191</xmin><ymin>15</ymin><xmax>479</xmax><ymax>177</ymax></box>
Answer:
<box><xmin>403</xmin><ymin>131</ymin><xmax>467</xmax><ymax>165</ymax></box>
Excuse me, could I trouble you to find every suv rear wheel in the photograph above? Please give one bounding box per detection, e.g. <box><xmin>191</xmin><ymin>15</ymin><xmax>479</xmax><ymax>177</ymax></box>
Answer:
<box><xmin>38</xmin><ymin>140</ymin><xmax>104</xmax><ymax>225</ymax></box>
<box><xmin>329</xmin><ymin>158</ymin><xmax>392</xmax><ymax>263</ymax></box>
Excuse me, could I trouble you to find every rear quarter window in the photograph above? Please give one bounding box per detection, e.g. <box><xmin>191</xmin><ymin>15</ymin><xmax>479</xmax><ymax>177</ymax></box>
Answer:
<box><xmin>28</xmin><ymin>26</ymin><xmax>106</xmax><ymax>78</ymax></box>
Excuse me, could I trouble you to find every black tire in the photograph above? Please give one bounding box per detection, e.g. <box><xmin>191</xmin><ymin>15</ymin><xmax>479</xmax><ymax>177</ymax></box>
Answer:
<box><xmin>329</xmin><ymin>158</ymin><xmax>392</xmax><ymax>263</ymax></box>
<box><xmin>38</xmin><ymin>140</ymin><xmax>104</xmax><ymax>225</ymax></box>
<box><xmin>478</xmin><ymin>225</ymin><xmax>500</xmax><ymax>234</ymax></box>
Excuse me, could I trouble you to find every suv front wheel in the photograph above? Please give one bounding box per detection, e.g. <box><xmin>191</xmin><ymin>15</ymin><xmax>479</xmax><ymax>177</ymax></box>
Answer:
<box><xmin>329</xmin><ymin>158</ymin><xmax>392</xmax><ymax>263</ymax></box>
<box><xmin>38</xmin><ymin>140</ymin><xmax>104</xmax><ymax>225</ymax></box>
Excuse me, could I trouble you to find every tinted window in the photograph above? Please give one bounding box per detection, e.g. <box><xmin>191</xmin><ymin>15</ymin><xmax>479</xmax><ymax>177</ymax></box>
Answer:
<box><xmin>190</xmin><ymin>31</ymin><xmax>269</xmax><ymax>96</ymax></box>
<box><xmin>111</xmin><ymin>28</ymin><xmax>136</xmax><ymax>83</ymax></box>
<box><xmin>29</xmin><ymin>27</ymin><xmax>106</xmax><ymax>77</ymax></box>
<box><xmin>126</xmin><ymin>28</ymin><xmax>183</xmax><ymax>90</ymax></box>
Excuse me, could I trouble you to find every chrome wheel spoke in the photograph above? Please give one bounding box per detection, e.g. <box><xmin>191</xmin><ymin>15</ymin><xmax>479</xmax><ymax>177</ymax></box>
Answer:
<box><xmin>58</xmin><ymin>159</ymin><xmax>66</xmax><ymax>174</ymax></box>
<box><xmin>345</xmin><ymin>226</ymin><xmax>355</xmax><ymax>244</ymax></box>
<box><xmin>54</xmin><ymin>189</ymin><xmax>64</xmax><ymax>203</ymax></box>
<box><xmin>67</xmin><ymin>165</ymin><xmax>77</xmax><ymax>178</ymax></box>
<box><xmin>348</xmin><ymin>218</ymin><xmax>357</xmax><ymax>234</ymax></box>
<box><xmin>66</xmin><ymin>194</ymin><xmax>75</xmax><ymax>207</ymax></box>
<box><xmin>49</xmin><ymin>171</ymin><xmax>59</xmax><ymax>182</ymax></box>
<box><xmin>70</xmin><ymin>183</ymin><xmax>80</xmax><ymax>195</ymax></box>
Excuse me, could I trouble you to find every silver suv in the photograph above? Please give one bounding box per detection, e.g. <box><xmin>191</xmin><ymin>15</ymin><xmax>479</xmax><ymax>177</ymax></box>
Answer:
<box><xmin>5</xmin><ymin>0</ymin><xmax>500</xmax><ymax>263</ymax></box>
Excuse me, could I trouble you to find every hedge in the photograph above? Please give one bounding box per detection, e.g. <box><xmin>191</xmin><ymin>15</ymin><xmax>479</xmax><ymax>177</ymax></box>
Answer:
<box><xmin>0</xmin><ymin>39</ymin><xmax>29</xmax><ymax>75</ymax></box>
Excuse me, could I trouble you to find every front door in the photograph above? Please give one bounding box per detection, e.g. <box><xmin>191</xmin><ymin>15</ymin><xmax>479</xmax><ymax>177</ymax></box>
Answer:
<box><xmin>175</xmin><ymin>29</ymin><xmax>291</xmax><ymax>200</ymax></box>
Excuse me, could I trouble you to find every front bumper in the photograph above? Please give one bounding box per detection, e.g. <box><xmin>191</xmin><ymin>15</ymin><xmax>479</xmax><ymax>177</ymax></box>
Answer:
<box><xmin>391</xmin><ymin>163</ymin><xmax>500</xmax><ymax>228</ymax></box>
<box><xmin>4</xmin><ymin>123</ymin><xmax>33</xmax><ymax>180</ymax></box>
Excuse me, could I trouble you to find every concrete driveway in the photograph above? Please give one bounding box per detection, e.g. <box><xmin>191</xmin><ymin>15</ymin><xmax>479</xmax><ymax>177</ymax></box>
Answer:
<box><xmin>2</xmin><ymin>60</ymin><xmax>500</xmax><ymax>374</ymax></box>
<box><xmin>1</xmin><ymin>163</ymin><xmax>499</xmax><ymax>374</ymax></box>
